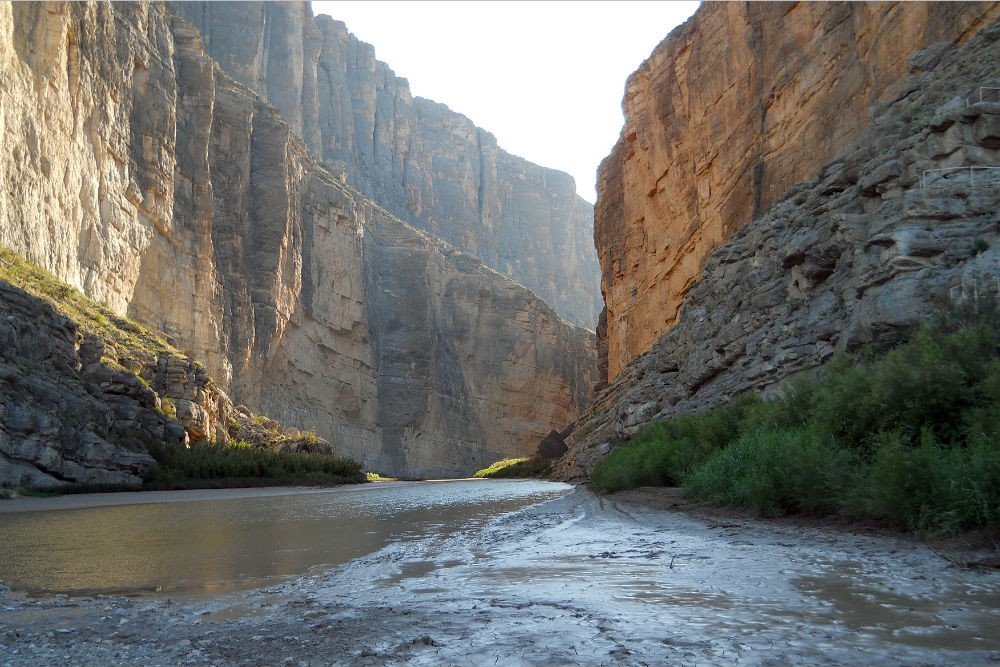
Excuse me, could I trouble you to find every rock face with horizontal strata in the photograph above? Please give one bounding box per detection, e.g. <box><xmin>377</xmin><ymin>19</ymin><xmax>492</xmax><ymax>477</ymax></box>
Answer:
<box><xmin>595</xmin><ymin>0</ymin><xmax>1000</xmax><ymax>387</ymax></box>
<box><xmin>557</xmin><ymin>16</ymin><xmax>1000</xmax><ymax>481</ymax></box>
<box><xmin>173</xmin><ymin>1</ymin><xmax>601</xmax><ymax>329</ymax></box>
<box><xmin>0</xmin><ymin>2</ymin><xmax>595</xmax><ymax>480</ymax></box>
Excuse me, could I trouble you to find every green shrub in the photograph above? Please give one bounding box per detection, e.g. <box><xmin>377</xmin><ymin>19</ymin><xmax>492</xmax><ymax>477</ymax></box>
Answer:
<box><xmin>144</xmin><ymin>440</ymin><xmax>365</xmax><ymax>488</ymax></box>
<box><xmin>684</xmin><ymin>426</ymin><xmax>854</xmax><ymax>517</ymax></box>
<box><xmin>591</xmin><ymin>318</ymin><xmax>1000</xmax><ymax>534</ymax></box>
<box><xmin>591</xmin><ymin>393</ymin><xmax>765</xmax><ymax>493</ymax></box>
<box><xmin>852</xmin><ymin>429</ymin><xmax>1000</xmax><ymax>532</ymax></box>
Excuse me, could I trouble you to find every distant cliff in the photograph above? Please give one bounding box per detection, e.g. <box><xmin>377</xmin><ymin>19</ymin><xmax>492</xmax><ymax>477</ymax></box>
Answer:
<box><xmin>595</xmin><ymin>1</ymin><xmax>1000</xmax><ymax>386</ymax></box>
<box><xmin>0</xmin><ymin>2</ymin><xmax>594</xmax><ymax>481</ymax></box>
<box><xmin>559</xmin><ymin>6</ymin><xmax>1000</xmax><ymax>480</ymax></box>
<box><xmin>173</xmin><ymin>2</ymin><xmax>601</xmax><ymax>329</ymax></box>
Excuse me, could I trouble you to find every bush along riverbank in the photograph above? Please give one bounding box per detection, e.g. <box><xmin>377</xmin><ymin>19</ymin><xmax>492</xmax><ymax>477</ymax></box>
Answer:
<box><xmin>142</xmin><ymin>410</ymin><xmax>366</xmax><ymax>489</ymax></box>
<box><xmin>591</xmin><ymin>315</ymin><xmax>1000</xmax><ymax>535</ymax></box>
<box><xmin>143</xmin><ymin>439</ymin><xmax>366</xmax><ymax>490</ymax></box>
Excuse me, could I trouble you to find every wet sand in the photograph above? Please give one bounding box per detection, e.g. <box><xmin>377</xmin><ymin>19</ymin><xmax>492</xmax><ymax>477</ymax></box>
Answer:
<box><xmin>3</xmin><ymin>485</ymin><xmax>1000</xmax><ymax>666</ymax></box>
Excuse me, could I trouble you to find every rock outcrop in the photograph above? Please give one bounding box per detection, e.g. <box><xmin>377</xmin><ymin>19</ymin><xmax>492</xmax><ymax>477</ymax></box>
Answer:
<box><xmin>558</xmin><ymin>14</ymin><xmax>1000</xmax><ymax>480</ymax></box>
<box><xmin>0</xmin><ymin>249</ymin><xmax>219</xmax><ymax>488</ymax></box>
<box><xmin>0</xmin><ymin>2</ymin><xmax>595</xmax><ymax>481</ymax></box>
<box><xmin>596</xmin><ymin>1</ymin><xmax>1000</xmax><ymax>385</ymax></box>
<box><xmin>173</xmin><ymin>1</ymin><xmax>601</xmax><ymax>329</ymax></box>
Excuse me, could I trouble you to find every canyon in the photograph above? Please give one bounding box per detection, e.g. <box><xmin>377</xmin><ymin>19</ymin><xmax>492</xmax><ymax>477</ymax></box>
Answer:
<box><xmin>562</xmin><ymin>1</ymin><xmax>1000</xmax><ymax>478</ymax></box>
<box><xmin>174</xmin><ymin>2</ymin><xmax>601</xmax><ymax>329</ymax></box>
<box><xmin>0</xmin><ymin>1</ymin><xmax>595</xmax><ymax>485</ymax></box>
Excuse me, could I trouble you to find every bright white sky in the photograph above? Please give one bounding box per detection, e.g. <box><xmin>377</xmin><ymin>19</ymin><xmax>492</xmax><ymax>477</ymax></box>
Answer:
<box><xmin>310</xmin><ymin>1</ymin><xmax>699</xmax><ymax>203</ymax></box>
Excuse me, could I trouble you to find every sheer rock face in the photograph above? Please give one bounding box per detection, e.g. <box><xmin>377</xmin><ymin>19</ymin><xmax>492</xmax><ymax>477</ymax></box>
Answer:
<box><xmin>557</xmin><ymin>15</ymin><xmax>1000</xmax><ymax>481</ymax></box>
<box><xmin>365</xmin><ymin>217</ymin><xmax>595</xmax><ymax>478</ymax></box>
<box><xmin>596</xmin><ymin>0</ymin><xmax>1000</xmax><ymax>384</ymax></box>
<box><xmin>172</xmin><ymin>1</ymin><xmax>601</xmax><ymax>329</ymax></box>
<box><xmin>0</xmin><ymin>2</ymin><xmax>595</xmax><ymax>480</ymax></box>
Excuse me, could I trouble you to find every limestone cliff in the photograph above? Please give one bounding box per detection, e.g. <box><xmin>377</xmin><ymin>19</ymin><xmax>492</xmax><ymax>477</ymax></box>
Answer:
<box><xmin>173</xmin><ymin>1</ymin><xmax>601</xmax><ymax>329</ymax></box>
<box><xmin>0</xmin><ymin>2</ymin><xmax>595</xmax><ymax>481</ymax></box>
<box><xmin>558</xmin><ymin>13</ymin><xmax>1000</xmax><ymax>480</ymax></box>
<box><xmin>596</xmin><ymin>0</ymin><xmax>1000</xmax><ymax>385</ymax></box>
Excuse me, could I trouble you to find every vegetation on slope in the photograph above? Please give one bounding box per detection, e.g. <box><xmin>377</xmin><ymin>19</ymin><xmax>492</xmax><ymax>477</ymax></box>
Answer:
<box><xmin>592</xmin><ymin>310</ymin><xmax>1000</xmax><ymax>534</ymax></box>
<box><xmin>0</xmin><ymin>247</ymin><xmax>171</xmax><ymax>364</ymax></box>
<box><xmin>473</xmin><ymin>457</ymin><xmax>553</xmax><ymax>479</ymax></box>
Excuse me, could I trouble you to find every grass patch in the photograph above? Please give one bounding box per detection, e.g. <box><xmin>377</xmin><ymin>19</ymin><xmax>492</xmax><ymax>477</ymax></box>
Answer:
<box><xmin>0</xmin><ymin>248</ymin><xmax>173</xmax><ymax>361</ymax></box>
<box><xmin>473</xmin><ymin>457</ymin><xmax>553</xmax><ymax>479</ymax></box>
<box><xmin>592</xmin><ymin>318</ymin><xmax>1000</xmax><ymax>534</ymax></box>
<box><xmin>366</xmin><ymin>472</ymin><xmax>398</xmax><ymax>482</ymax></box>
<box><xmin>143</xmin><ymin>440</ymin><xmax>366</xmax><ymax>489</ymax></box>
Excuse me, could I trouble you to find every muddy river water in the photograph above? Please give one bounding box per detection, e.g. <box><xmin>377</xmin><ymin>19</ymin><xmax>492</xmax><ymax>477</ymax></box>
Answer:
<box><xmin>1</xmin><ymin>479</ymin><xmax>999</xmax><ymax>666</ymax></box>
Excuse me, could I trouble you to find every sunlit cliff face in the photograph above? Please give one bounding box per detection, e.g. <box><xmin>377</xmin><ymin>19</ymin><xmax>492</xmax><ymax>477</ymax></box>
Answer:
<box><xmin>595</xmin><ymin>1</ymin><xmax>1000</xmax><ymax>384</ymax></box>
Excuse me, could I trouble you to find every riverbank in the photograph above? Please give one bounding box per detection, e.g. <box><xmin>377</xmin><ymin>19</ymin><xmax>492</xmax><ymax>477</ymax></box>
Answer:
<box><xmin>3</xmin><ymin>483</ymin><xmax>1000</xmax><ymax>666</ymax></box>
<box><xmin>610</xmin><ymin>486</ymin><xmax>1000</xmax><ymax>570</ymax></box>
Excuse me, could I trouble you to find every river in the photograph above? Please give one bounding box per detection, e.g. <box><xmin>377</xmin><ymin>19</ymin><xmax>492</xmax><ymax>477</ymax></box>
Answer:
<box><xmin>1</xmin><ymin>479</ymin><xmax>999</xmax><ymax>666</ymax></box>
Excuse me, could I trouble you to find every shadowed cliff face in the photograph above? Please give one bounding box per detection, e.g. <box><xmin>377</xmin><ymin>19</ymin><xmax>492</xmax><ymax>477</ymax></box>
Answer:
<box><xmin>0</xmin><ymin>2</ymin><xmax>595</xmax><ymax>479</ymax></box>
<box><xmin>596</xmin><ymin>0</ymin><xmax>1000</xmax><ymax>385</ymax></box>
<box><xmin>172</xmin><ymin>1</ymin><xmax>602</xmax><ymax>330</ymax></box>
<box><xmin>558</xmin><ymin>13</ymin><xmax>1000</xmax><ymax>480</ymax></box>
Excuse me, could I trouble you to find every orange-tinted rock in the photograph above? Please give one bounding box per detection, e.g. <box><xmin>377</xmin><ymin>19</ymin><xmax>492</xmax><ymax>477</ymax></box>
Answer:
<box><xmin>597</xmin><ymin>0</ymin><xmax>1000</xmax><ymax>383</ymax></box>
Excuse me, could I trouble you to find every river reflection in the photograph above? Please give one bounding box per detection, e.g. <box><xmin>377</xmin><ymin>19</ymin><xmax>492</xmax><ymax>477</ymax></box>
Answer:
<box><xmin>0</xmin><ymin>479</ymin><xmax>569</xmax><ymax>598</ymax></box>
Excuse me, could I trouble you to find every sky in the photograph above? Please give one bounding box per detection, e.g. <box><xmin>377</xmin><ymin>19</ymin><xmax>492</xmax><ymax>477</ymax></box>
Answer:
<box><xmin>310</xmin><ymin>1</ymin><xmax>699</xmax><ymax>203</ymax></box>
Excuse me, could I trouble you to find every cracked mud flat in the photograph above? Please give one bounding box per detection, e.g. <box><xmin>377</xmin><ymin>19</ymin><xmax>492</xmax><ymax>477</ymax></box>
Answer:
<box><xmin>2</xmin><ymin>483</ymin><xmax>1000</xmax><ymax>666</ymax></box>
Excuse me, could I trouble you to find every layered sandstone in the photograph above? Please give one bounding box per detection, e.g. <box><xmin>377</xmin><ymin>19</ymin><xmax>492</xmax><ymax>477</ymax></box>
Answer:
<box><xmin>0</xmin><ymin>2</ymin><xmax>595</xmax><ymax>481</ymax></box>
<box><xmin>365</xmin><ymin>215</ymin><xmax>595</xmax><ymax>478</ymax></box>
<box><xmin>597</xmin><ymin>0</ymin><xmax>1000</xmax><ymax>384</ymax></box>
<box><xmin>558</xmin><ymin>17</ymin><xmax>1000</xmax><ymax>480</ymax></box>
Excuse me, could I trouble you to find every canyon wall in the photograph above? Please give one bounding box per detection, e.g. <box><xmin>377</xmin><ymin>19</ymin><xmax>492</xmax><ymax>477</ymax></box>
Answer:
<box><xmin>173</xmin><ymin>1</ymin><xmax>601</xmax><ymax>329</ymax></box>
<box><xmin>597</xmin><ymin>0</ymin><xmax>1000</xmax><ymax>385</ymax></box>
<box><xmin>0</xmin><ymin>2</ymin><xmax>594</xmax><ymax>480</ymax></box>
<box><xmin>559</xmin><ymin>10</ymin><xmax>1000</xmax><ymax>480</ymax></box>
